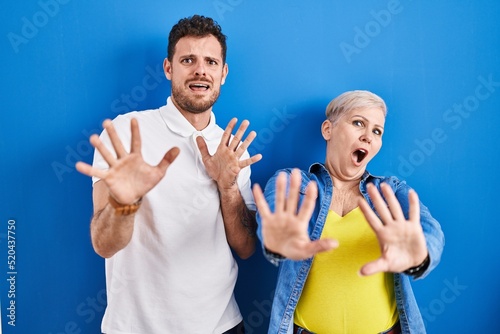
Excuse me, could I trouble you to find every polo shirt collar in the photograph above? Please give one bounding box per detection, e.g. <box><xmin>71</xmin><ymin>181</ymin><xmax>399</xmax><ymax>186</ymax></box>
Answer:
<box><xmin>160</xmin><ymin>97</ymin><xmax>219</xmax><ymax>140</ymax></box>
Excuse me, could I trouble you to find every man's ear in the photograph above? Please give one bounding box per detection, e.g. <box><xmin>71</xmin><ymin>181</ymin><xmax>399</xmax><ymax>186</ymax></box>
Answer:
<box><xmin>163</xmin><ymin>58</ymin><xmax>172</xmax><ymax>80</ymax></box>
<box><xmin>221</xmin><ymin>63</ymin><xmax>229</xmax><ymax>85</ymax></box>
<box><xmin>321</xmin><ymin>120</ymin><xmax>332</xmax><ymax>140</ymax></box>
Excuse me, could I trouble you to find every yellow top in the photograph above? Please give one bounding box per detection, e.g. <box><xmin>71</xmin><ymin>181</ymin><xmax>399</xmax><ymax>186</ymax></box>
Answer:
<box><xmin>294</xmin><ymin>207</ymin><xmax>398</xmax><ymax>334</ymax></box>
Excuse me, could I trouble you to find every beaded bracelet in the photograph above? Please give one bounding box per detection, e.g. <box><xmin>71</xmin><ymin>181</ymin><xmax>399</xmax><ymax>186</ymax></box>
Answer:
<box><xmin>403</xmin><ymin>254</ymin><xmax>430</xmax><ymax>277</ymax></box>
<box><xmin>108</xmin><ymin>195</ymin><xmax>143</xmax><ymax>216</ymax></box>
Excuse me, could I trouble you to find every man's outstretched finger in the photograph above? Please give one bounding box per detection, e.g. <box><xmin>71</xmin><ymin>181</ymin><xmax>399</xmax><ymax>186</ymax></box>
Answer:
<box><xmin>195</xmin><ymin>135</ymin><xmax>210</xmax><ymax>160</ymax></box>
<box><xmin>220</xmin><ymin>118</ymin><xmax>238</xmax><ymax>147</ymax></box>
<box><xmin>228</xmin><ymin>120</ymin><xmax>250</xmax><ymax>151</ymax></box>
<box><xmin>239</xmin><ymin>154</ymin><xmax>262</xmax><ymax>168</ymax></box>
<box><xmin>157</xmin><ymin>147</ymin><xmax>180</xmax><ymax>171</ymax></box>
<box><xmin>90</xmin><ymin>134</ymin><xmax>117</xmax><ymax>167</ymax></box>
<box><xmin>130</xmin><ymin>118</ymin><xmax>142</xmax><ymax>154</ymax></box>
<box><xmin>103</xmin><ymin>119</ymin><xmax>128</xmax><ymax>159</ymax></box>
<box><xmin>75</xmin><ymin>161</ymin><xmax>107</xmax><ymax>180</ymax></box>
<box><xmin>235</xmin><ymin>130</ymin><xmax>257</xmax><ymax>157</ymax></box>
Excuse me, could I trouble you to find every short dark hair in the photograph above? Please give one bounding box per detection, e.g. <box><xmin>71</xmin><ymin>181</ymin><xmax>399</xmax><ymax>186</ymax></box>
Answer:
<box><xmin>167</xmin><ymin>15</ymin><xmax>227</xmax><ymax>63</ymax></box>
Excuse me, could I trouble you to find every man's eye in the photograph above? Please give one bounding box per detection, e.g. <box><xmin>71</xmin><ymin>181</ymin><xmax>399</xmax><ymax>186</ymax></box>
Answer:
<box><xmin>207</xmin><ymin>60</ymin><xmax>217</xmax><ymax>65</ymax></box>
<box><xmin>181</xmin><ymin>58</ymin><xmax>193</xmax><ymax>64</ymax></box>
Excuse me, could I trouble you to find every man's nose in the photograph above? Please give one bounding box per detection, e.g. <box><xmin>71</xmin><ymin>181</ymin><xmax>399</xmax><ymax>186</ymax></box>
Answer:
<box><xmin>194</xmin><ymin>63</ymin><xmax>206</xmax><ymax>76</ymax></box>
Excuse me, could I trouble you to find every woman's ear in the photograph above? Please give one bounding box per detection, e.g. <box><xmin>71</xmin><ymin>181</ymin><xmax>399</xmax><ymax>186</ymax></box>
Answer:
<box><xmin>321</xmin><ymin>120</ymin><xmax>332</xmax><ymax>140</ymax></box>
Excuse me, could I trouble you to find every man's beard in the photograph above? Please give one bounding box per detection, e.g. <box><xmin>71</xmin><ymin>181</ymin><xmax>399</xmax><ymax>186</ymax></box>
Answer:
<box><xmin>171</xmin><ymin>82</ymin><xmax>220</xmax><ymax>114</ymax></box>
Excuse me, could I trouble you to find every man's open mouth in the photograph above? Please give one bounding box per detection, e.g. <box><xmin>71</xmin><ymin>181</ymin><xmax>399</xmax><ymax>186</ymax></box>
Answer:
<box><xmin>189</xmin><ymin>83</ymin><xmax>210</xmax><ymax>91</ymax></box>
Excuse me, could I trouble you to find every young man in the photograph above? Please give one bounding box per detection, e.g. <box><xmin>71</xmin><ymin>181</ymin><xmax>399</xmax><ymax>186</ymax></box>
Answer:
<box><xmin>76</xmin><ymin>15</ymin><xmax>261</xmax><ymax>334</ymax></box>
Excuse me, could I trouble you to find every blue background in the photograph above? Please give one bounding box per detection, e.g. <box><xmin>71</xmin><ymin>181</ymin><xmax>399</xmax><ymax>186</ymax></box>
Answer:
<box><xmin>1</xmin><ymin>0</ymin><xmax>499</xmax><ymax>333</ymax></box>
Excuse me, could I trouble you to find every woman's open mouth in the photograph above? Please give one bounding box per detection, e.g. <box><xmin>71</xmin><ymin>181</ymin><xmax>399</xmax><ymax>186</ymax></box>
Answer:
<box><xmin>352</xmin><ymin>149</ymin><xmax>368</xmax><ymax>165</ymax></box>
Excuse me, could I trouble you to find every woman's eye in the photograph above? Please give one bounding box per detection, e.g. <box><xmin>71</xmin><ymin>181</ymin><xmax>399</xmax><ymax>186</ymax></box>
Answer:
<box><xmin>373</xmin><ymin>129</ymin><xmax>383</xmax><ymax>136</ymax></box>
<box><xmin>353</xmin><ymin>120</ymin><xmax>363</xmax><ymax>127</ymax></box>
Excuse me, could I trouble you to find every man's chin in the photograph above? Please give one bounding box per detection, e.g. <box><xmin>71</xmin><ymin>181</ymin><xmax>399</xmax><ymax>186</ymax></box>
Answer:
<box><xmin>172</xmin><ymin>90</ymin><xmax>219</xmax><ymax>114</ymax></box>
<box><xmin>185</xmin><ymin>99</ymin><xmax>216</xmax><ymax>113</ymax></box>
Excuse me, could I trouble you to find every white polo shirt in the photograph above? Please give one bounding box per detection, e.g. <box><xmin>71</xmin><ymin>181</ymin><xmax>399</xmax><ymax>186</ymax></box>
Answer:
<box><xmin>92</xmin><ymin>97</ymin><xmax>255</xmax><ymax>334</ymax></box>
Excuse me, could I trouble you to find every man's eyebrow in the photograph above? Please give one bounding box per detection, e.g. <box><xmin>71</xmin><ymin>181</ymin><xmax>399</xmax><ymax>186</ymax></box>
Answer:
<box><xmin>178</xmin><ymin>54</ymin><xmax>222</xmax><ymax>62</ymax></box>
<box><xmin>205</xmin><ymin>55</ymin><xmax>222</xmax><ymax>62</ymax></box>
<box><xmin>178</xmin><ymin>53</ymin><xmax>195</xmax><ymax>58</ymax></box>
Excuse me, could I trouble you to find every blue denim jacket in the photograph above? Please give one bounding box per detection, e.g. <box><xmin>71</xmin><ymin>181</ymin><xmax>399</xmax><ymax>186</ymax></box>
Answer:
<box><xmin>256</xmin><ymin>163</ymin><xmax>445</xmax><ymax>334</ymax></box>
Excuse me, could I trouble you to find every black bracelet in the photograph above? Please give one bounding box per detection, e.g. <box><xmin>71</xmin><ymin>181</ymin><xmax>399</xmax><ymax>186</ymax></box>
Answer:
<box><xmin>403</xmin><ymin>254</ymin><xmax>430</xmax><ymax>277</ymax></box>
<box><xmin>265</xmin><ymin>248</ymin><xmax>285</xmax><ymax>260</ymax></box>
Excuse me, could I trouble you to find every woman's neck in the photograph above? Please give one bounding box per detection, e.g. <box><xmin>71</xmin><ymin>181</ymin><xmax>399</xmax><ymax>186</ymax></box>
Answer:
<box><xmin>329</xmin><ymin>176</ymin><xmax>363</xmax><ymax>217</ymax></box>
<box><xmin>328</xmin><ymin>170</ymin><xmax>363</xmax><ymax>191</ymax></box>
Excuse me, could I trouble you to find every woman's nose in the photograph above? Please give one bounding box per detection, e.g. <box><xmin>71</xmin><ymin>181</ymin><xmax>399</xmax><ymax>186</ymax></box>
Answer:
<box><xmin>360</xmin><ymin>132</ymin><xmax>372</xmax><ymax>143</ymax></box>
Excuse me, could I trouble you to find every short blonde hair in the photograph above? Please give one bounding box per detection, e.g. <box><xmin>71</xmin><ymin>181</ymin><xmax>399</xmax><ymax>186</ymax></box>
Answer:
<box><xmin>325</xmin><ymin>90</ymin><xmax>387</xmax><ymax>125</ymax></box>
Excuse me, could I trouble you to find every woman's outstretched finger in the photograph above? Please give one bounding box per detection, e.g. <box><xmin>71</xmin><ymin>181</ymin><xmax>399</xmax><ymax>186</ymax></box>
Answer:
<box><xmin>274</xmin><ymin>172</ymin><xmax>288</xmax><ymax>212</ymax></box>
<box><xmin>408</xmin><ymin>189</ymin><xmax>421</xmax><ymax>223</ymax></box>
<box><xmin>296</xmin><ymin>181</ymin><xmax>318</xmax><ymax>222</ymax></box>
<box><xmin>286</xmin><ymin>169</ymin><xmax>302</xmax><ymax>214</ymax></box>
<box><xmin>252</xmin><ymin>184</ymin><xmax>272</xmax><ymax>218</ymax></box>
<box><xmin>380</xmin><ymin>183</ymin><xmax>405</xmax><ymax>222</ymax></box>
<box><xmin>358</xmin><ymin>196</ymin><xmax>384</xmax><ymax>231</ymax></box>
<box><xmin>366</xmin><ymin>183</ymin><xmax>393</xmax><ymax>224</ymax></box>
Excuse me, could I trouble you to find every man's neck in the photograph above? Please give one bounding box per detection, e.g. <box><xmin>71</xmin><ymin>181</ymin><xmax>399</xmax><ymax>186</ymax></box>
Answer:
<box><xmin>180</xmin><ymin>109</ymin><xmax>211</xmax><ymax>131</ymax></box>
<box><xmin>170</xmin><ymin>98</ymin><xmax>212</xmax><ymax>131</ymax></box>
